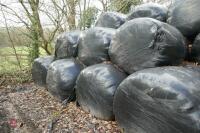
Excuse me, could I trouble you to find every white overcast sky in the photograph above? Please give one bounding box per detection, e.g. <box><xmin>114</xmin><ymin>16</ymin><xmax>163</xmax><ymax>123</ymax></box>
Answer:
<box><xmin>0</xmin><ymin>0</ymin><xmax>103</xmax><ymax>27</ymax></box>
<box><xmin>0</xmin><ymin>0</ymin><xmax>169</xmax><ymax>27</ymax></box>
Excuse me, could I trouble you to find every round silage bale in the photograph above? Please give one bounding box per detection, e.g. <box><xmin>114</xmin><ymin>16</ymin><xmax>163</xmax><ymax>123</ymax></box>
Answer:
<box><xmin>55</xmin><ymin>31</ymin><xmax>81</xmax><ymax>60</ymax></box>
<box><xmin>109</xmin><ymin>18</ymin><xmax>186</xmax><ymax>74</ymax></box>
<box><xmin>76</xmin><ymin>63</ymin><xmax>127</xmax><ymax>120</ymax></box>
<box><xmin>95</xmin><ymin>12</ymin><xmax>127</xmax><ymax>29</ymax></box>
<box><xmin>191</xmin><ymin>33</ymin><xmax>200</xmax><ymax>63</ymax></box>
<box><xmin>32</xmin><ymin>56</ymin><xmax>54</xmax><ymax>86</ymax></box>
<box><xmin>78</xmin><ymin>27</ymin><xmax>116</xmax><ymax>66</ymax></box>
<box><xmin>167</xmin><ymin>0</ymin><xmax>200</xmax><ymax>39</ymax></box>
<box><xmin>114</xmin><ymin>66</ymin><xmax>200</xmax><ymax>133</ymax></box>
<box><xmin>127</xmin><ymin>3</ymin><xmax>168</xmax><ymax>22</ymax></box>
<box><xmin>46</xmin><ymin>58</ymin><xmax>83</xmax><ymax>101</ymax></box>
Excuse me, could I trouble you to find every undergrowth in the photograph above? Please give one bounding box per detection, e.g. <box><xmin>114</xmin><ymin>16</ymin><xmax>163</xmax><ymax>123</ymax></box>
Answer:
<box><xmin>0</xmin><ymin>68</ymin><xmax>32</xmax><ymax>87</ymax></box>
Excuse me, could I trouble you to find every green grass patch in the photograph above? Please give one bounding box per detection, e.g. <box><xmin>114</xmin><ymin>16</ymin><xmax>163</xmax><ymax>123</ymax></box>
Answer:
<box><xmin>0</xmin><ymin>46</ymin><xmax>48</xmax><ymax>71</ymax></box>
<box><xmin>0</xmin><ymin>46</ymin><xmax>29</xmax><ymax>71</ymax></box>
<box><xmin>0</xmin><ymin>46</ymin><xmax>49</xmax><ymax>85</ymax></box>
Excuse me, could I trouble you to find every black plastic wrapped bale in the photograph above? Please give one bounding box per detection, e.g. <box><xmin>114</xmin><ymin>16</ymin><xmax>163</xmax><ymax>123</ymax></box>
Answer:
<box><xmin>55</xmin><ymin>31</ymin><xmax>81</xmax><ymax>60</ymax></box>
<box><xmin>76</xmin><ymin>64</ymin><xmax>127</xmax><ymax>120</ymax></box>
<box><xmin>114</xmin><ymin>66</ymin><xmax>200</xmax><ymax>133</ymax></box>
<box><xmin>46</xmin><ymin>58</ymin><xmax>83</xmax><ymax>101</ymax></box>
<box><xmin>95</xmin><ymin>12</ymin><xmax>126</xmax><ymax>29</ymax></box>
<box><xmin>78</xmin><ymin>27</ymin><xmax>116</xmax><ymax>66</ymax></box>
<box><xmin>127</xmin><ymin>3</ymin><xmax>167</xmax><ymax>22</ymax></box>
<box><xmin>191</xmin><ymin>33</ymin><xmax>200</xmax><ymax>63</ymax></box>
<box><xmin>32</xmin><ymin>56</ymin><xmax>54</xmax><ymax>86</ymax></box>
<box><xmin>167</xmin><ymin>0</ymin><xmax>200</xmax><ymax>39</ymax></box>
<box><xmin>109</xmin><ymin>18</ymin><xmax>186</xmax><ymax>74</ymax></box>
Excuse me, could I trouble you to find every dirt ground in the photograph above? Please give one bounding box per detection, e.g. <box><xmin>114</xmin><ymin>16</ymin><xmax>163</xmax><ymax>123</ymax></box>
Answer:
<box><xmin>0</xmin><ymin>83</ymin><xmax>122</xmax><ymax>133</ymax></box>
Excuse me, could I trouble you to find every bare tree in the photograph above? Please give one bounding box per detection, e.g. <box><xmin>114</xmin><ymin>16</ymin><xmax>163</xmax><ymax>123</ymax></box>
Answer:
<box><xmin>0</xmin><ymin>0</ymin><xmax>66</xmax><ymax>61</ymax></box>
<box><xmin>1</xmin><ymin>0</ymin><xmax>143</xmax><ymax>62</ymax></box>
<box><xmin>98</xmin><ymin>0</ymin><xmax>110</xmax><ymax>11</ymax></box>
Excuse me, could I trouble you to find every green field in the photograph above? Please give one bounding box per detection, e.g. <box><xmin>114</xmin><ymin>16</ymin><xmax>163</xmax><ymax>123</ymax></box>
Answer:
<box><xmin>0</xmin><ymin>46</ymin><xmax>47</xmax><ymax>73</ymax></box>
<box><xmin>0</xmin><ymin>46</ymin><xmax>48</xmax><ymax>84</ymax></box>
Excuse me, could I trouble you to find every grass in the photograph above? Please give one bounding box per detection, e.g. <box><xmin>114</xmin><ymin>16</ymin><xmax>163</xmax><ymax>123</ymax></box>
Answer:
<box><xmin>0</xmin><ymin>46</ymin><xmax>29</xmax><ymax>71</ymax></box>
<box><xmin>0</xmin><ymin>46</ymin><xmax>47</xmax><ymax>71</ymax></box>
<box><xmin>0</xmin><ymin>46</ymin><xmax>48</xmax><ymax>86</ymax></box>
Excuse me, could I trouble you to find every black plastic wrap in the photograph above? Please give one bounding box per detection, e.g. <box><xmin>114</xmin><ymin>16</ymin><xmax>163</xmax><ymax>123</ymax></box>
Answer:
<box><xmin>31</xmin><ymin>56</ymin><xmax>54</xmax><ymax>86</ymax></box>
<box><xmin>55</xmin><ymin>31</ymin><xmax>81</xmax><ymax>60</ymax></box>
<box><xmin>46</xmin><ymin>58</ymin><xmax>83</xmax><ymax>101</ymax></box>
<box><xmin>95</xmin><ymin>12</ymin><xmax>126</xmax><ymax>29</ymax></box>
<box><xmin>78</xmin><ymin>27</ymin><xmax>116</xmax><ymax>66</ymax></box>
<box><xmin>191</xmin><ymin>33</ymin><xmax>200</xmax><ymax>63</ymax></box>
<box><xmin>127</xmin><ymin>3</ymin><xmax>167</xmax><ymax>22</ymax></box>
<box><xmin>167</xmin><ymin>0</ymin><xmax>200</xmax><ymax>39</ymax></box>
<box><xmin>76</xmin><ymin>64</ymin><xmax>127</xmax><ymax>120</ymax></box>
<box><xmin>109</xmin><ymin>18</ymin><xmax>185</xmax><ymax>74</ymax></box>
<box><xmin>114</xmin><ymin>66</ymin><xmax>200</xmax><ymax>133</ymax></box>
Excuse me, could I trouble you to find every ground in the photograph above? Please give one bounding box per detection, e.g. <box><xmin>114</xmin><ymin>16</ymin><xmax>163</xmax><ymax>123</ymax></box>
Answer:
<box><xmin>0</xmin><ymin>83</ymin><xmax>122</xmax><ymax>133</ymax></box>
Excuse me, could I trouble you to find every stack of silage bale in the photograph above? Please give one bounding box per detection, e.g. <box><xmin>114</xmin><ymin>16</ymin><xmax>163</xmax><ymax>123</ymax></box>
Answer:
<box><xmin>32</xmin><ymin>0</ymin><xmax>200</xmax><ymax>132</ymax></box>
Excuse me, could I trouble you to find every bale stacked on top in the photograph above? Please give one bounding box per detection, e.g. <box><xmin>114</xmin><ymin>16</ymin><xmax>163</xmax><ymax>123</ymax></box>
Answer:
<box><xmin>55</xmin><ymin>31</ymin><xmax>81</xmax><ymax>60</ymax></box>
<box><xmin>167</xmin><ymin>0</ymin><xmax>200</xmax><ymax>40</ymax></box>
<box><xmin>127</xmin><ymin>3</ymin><xmax>167</xmax><ymax>22</ymax></box>
<box><xmin>78</xmin><ymin>27</ymin><xmax>115</xmax><ymax>66</ymax></box>
<box><xmin>109</xmin><ymin>18</ymin><xmax>186</xmax><ymax>74</ymax></box>
<box><xmin>95</xmin><ymin>12</ymin><xmax>126</xmax><ymax>29</ymax></box>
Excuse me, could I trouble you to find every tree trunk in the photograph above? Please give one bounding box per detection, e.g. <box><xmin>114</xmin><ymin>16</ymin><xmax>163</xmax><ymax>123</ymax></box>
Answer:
<box><xmin>30</xmin><ymin>29</ymin><xmax>39</xmax><ymax>62</ymax></box>
<box><xmin>67</xmin><ymin>0</ymin><xmax>76</xmax><ymax>30</ymax></box>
